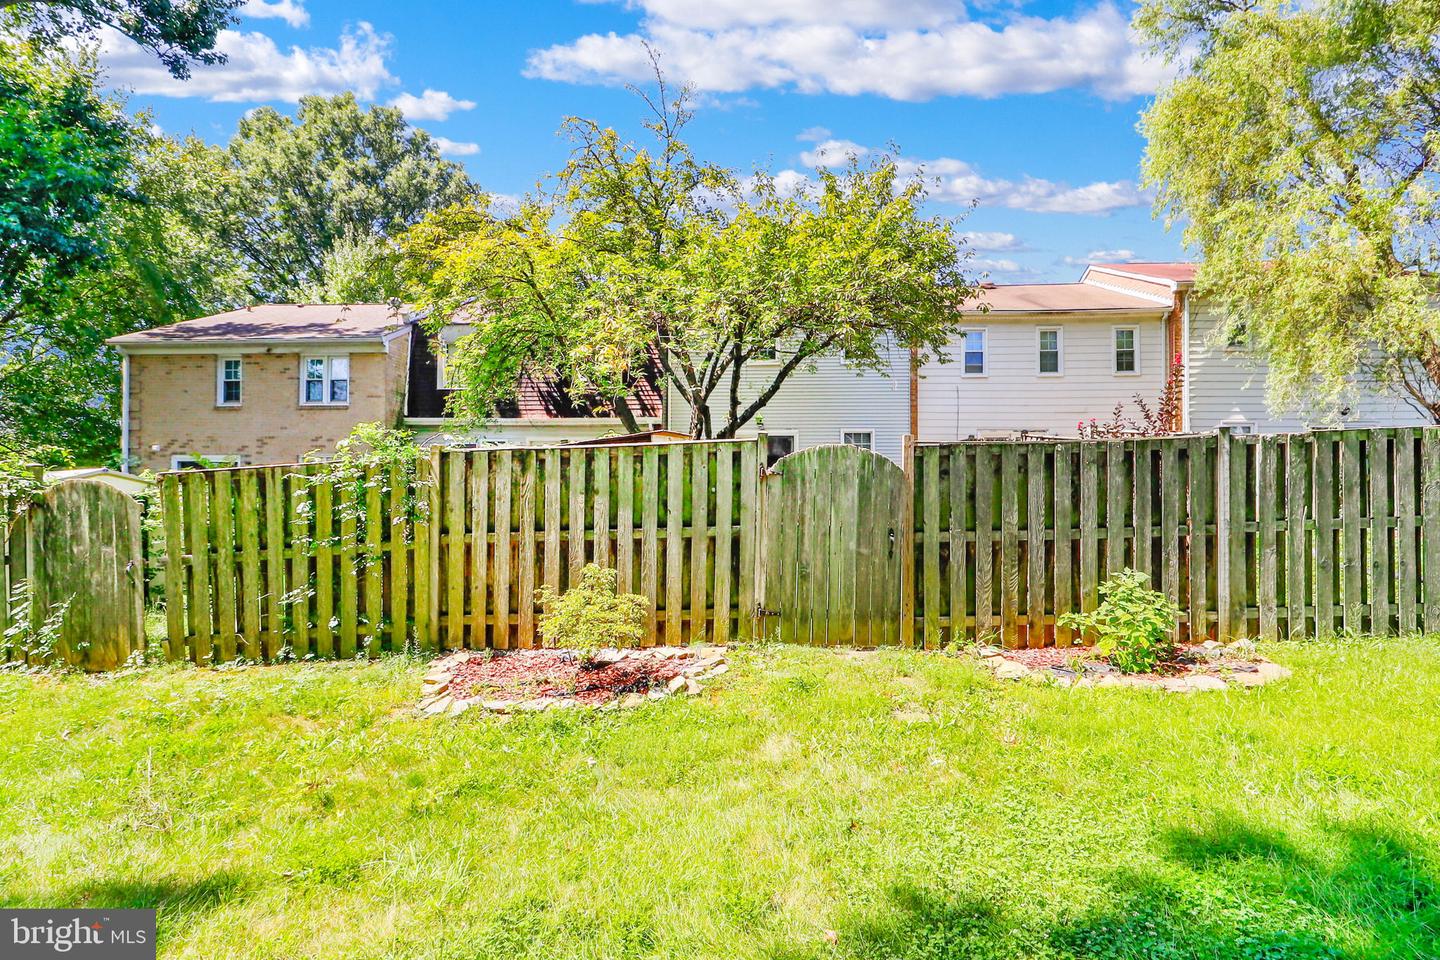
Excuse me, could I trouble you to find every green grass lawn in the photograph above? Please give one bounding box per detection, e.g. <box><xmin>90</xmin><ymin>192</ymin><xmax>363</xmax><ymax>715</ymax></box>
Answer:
<box><xmin>2</xmin><ymin>640</ymin><xmax>1439</xmax><ymax>959</ymax></box>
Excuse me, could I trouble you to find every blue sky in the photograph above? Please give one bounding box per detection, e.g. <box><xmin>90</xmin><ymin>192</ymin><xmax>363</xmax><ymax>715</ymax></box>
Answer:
<box><xmin>99</xmin><ymin>0</ymin><xmax>1190</xmax><ymax>282</ymax></box>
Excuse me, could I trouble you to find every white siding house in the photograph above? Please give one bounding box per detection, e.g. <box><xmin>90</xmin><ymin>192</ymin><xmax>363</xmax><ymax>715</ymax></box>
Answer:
<box><xmin>1082</xmin><ymin>264</ymin><xmax>1430</xmax><ymax>433</ymax></box>
<box><xmin>396</xmin><ymin>263</ymin><xmax>1431</xmax><ymax>459</ymax></box>
<box><xmin>1183</xmin><ymin>296</ymin><xmax>1426</xmax><ymax>432</ymax></box>
<box><xmin>918</xmin><ymin>282</ymin><xmax>1171</xmax><ymax>440</ymax></box>
<box><xmin>663</xmin><ymin>343</ymin><xmax>912</xmax><ymax>462</ymax></box>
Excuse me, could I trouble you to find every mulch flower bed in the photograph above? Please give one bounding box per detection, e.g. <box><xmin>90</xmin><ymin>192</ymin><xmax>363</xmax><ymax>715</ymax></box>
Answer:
<box><xmin>416</xmin><ymin>646</ymin><xmax>729</xmax><ymax>716</ymax></box>
<box><xmin>979</xmin><ymin>640</ymin><xmax>1290</xmax><ymax>691</ymax></box>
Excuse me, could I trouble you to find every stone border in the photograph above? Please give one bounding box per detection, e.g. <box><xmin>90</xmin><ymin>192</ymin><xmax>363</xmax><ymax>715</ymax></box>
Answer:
<box><xmin>976</xmin><ymin>640</ymin><xmax>1291</xmax><ymax>691</ymax></box>
<box><xmin>416</xmin><ymin>646</ymin><xmax>729</xmax><ymax>716</ymax></box>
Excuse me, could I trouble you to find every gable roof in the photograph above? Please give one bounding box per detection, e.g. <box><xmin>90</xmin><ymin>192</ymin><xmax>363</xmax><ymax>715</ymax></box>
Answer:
<box><xmin>1089</xmin><ymin>262</ymin><xmax>1198</xmax><ymax>285</ymax></box>
<box><xmin>108</xmin><ymin>304</ymin><xmax>409</xmax><ymax>348</ymax></box>
<box><xmin>966</xmin><ymin>282</ymin><xmax>1169</xmax><ymax>315</ymax></box>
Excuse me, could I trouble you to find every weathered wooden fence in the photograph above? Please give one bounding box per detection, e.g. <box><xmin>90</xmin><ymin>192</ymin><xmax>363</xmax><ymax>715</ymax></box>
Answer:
<box><xmin>141</xmin><ymin>424</ymin><xmax>1440</xmax><ymax>662</ymax></box>
<box><xmin>910</xmin><ymin>427</ymin><xmax>1440</xmax><ymax>647</ymax></box>
<box><xmin>157</xmin><ymin>440</ymin><xmax>763</xmax><ymax>661</ymax></box>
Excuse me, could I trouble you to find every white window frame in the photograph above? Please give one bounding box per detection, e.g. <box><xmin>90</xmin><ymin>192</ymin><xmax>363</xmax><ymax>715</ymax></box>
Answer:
<box><xmin>751</xmin><ymin>340</ymin><xmax>783</xmax><ymax>364</ymax></box>
<box><xmin>215</xmin><ymin>356</ymin><xmax>243</xmax><ymax>407</ymax></box>
<box><xmin>1112</xmin><ymin>325</ymin><xmax>1140</xmax><ymax>376</ymax></box>
<box><xmin>840</xmin><ymin>429</ymin><xmax>874</xmax><ymax>451</ymax></box>
<box><xmin>1036</xmin><ymin>327</ymin><xmax>1063</xmax><ymax>377</ymax></box>
<box><xmin>765</xmin><ymin>432</ymin><xmax>798</xmax><ymax>466</ymax></box>
<box><xmin>300</xmin><ymin>354</ymin><xmax>352</xmax><ymax>407</ymax></box>
<box><xmin>960</xmin><ymin>327</ymin><xmax>987</xmax><ymax>377</ymax></box>
<box><xmin>434</xmin><ymin>339</ymin><xmax>450</xmax><ymax>390</ymax></box>
<box><xmin>171</xmin><ymin>454</ymin><xmax>244</xmax><ymax>470</ymax></box>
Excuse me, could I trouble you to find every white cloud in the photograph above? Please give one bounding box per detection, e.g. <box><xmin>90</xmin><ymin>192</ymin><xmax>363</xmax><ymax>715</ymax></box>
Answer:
<box><xmin>100</xmin><ymin>22</ymin><xmax>395</xmax><ymax>102</ymax></box>
<box><xmin>793</xmin><ymin>138</ymin><xmax>1146</xmax><ymax>215</ymax></box>
<box><xmin>970</xmin><ymin>257</ymin><xmax>1026</xmax><ymax>273</ymax></box>
<box><xmin>795</xmin><ymin>126</ymin><xmax>831</xmax><ymax>142</ymax></box>
<box><xmin>609</xmin><ymin>0</ymin><xmax>965</xmax><ymax>30</ymax></box>
<box><xmin>240</xmin><ymin>0</ymin><xmax>309</xmax><ymax>28</ymax></box>
<box><xmin>1063</xmin><ymin>248</ymin><xmax>1140</xmax><ymax>265</ymax></box>
<box><xmin>527</xmin><ymin>3</ymin><xmax>1168</xmax><ymax>102</ymax></box>
<box><xmin>389</xmin><ymin>88</ymin><xmax>477</xmax><ymax>121</ymax></box>
<box><xmin>434</xmin><ymin>137</ymin><xmax>481</xmax><ymax>157</ymax></box>
<box><xmin>961</xmin><ymin>231</ymin><xmax>1026</xmax><ymax>252</ymax></box>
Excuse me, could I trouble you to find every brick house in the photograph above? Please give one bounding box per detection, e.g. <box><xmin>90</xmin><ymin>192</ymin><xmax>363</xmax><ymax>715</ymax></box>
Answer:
<box><xmin>110</xmin><ymin>304</ymin><xmax>413</xmax><ymax>472</ymax></box>
<box><xmin>108</xmin><ymin>303</ymin><xmax>663</xmax><ymax>472</ymax></box>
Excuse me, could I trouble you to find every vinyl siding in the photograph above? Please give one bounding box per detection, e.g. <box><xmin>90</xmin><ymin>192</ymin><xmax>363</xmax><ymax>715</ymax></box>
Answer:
<box><xmin>917</xmin><ymin>315</ymin><xmax>1169</xmax><ymax>439</ymax></box>
<box><xmin>1184</xmin><ymin>296</ymin><xmax>1427</xmax><ymax>431</ymax></box>
<box><xmin>663</xmin><ymin>345</ymin><xmax>912</xmax><ymax>461</ymax></box>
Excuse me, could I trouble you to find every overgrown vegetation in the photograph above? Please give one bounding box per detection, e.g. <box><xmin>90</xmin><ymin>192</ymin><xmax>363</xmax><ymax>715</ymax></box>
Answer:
<box><xmin>1059</xmin><ymin>568</ymin><xmax>1180</xmax><ymax>673</ymax></box>
<box><xmin>2</xmin><ymin>640</ymin><xmax>1439</xmax><ymax>958</ymax></box>
<box><xmin>534</xmin><ymin>563</ymin><xmax>649</xmax><ymax>661</ymax></box>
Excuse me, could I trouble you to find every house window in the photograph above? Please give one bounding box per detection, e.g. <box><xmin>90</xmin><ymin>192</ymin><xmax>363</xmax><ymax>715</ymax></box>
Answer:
<box><xmin>434</xmin><ymin>338</ymin><xmax>453</xmax><ymax>389</ymax></box>
<box><xmin>1037</xmin><ymin>328</ymin><xmax>1062</xmax><ymax>375</ymax></box>
<box><xmin>171</xmin><ymin>454</ymin><xmax>244</xmax><ymax>470</ymax></box>
<box><xmin>841</xmin><ymin>430</ymin><xmax>873</xmax><ymax>450</ymax></box>
<box><xmin>216</xmin><ymin>357</ymin><xmax>242</xmax><ymax>406</ymax></box>
<box><xmin>766</xmin><ymin>433</ymin><xmax>796</xmax><ymax>467</ymax></box>
<box><xmin>1113</xmin><ymin>327</ymin><xmax>1139</xmax><ymax>374</ymax></box>
<box><xmin>301</xmin><ymin>356</ymin><xmax>351</xmax><ymax>405</ymax></box>
<box><xmin>961</xmin><ymin>329</ymin><xmax>986</xmax><ymax>375</ymax></box>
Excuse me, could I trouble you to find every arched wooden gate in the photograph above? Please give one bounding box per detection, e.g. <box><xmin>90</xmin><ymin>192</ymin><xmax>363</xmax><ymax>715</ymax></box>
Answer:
<box><xmin>760</xmin><ymin>444</ymin><xmax>907</xmax><ymax>645</ymax></box>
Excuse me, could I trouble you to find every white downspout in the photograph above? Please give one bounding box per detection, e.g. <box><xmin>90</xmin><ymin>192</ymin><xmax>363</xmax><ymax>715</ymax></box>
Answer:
<box><xmin>120</xmin><ymin>352</ymin><xmax>131</xmax><ymax>473</ymax></box>
<box><xmin>1180</xmin><ymin>292</ymin><xmax>1192</xmax><ymax>433</ymax></box>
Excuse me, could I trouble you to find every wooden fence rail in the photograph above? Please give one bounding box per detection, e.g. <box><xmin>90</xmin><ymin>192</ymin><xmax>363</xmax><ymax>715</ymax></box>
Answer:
<box><xmin>21</xmin><ymin>424</ymin><xmax>1429</xmax><ymax>665</ymax></box>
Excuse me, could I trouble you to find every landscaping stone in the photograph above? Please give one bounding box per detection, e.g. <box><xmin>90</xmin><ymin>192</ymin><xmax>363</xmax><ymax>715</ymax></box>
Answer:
<box><xmin>977</xmin><ymin>642</ymin><xmax>1288</xmax><ymax>693</ymax></box>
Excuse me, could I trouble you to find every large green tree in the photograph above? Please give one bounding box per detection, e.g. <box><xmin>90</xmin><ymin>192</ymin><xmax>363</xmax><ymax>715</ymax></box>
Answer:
<box><xmin>0</xmin><ymin>38</ymin><xmax>133</xmax><ymax>332</ymax></box>
<box><xmin>1</xmin><ymin>131</ymin><xmax>249</xmax><ymax>462</ymax></box>
<box><xmin>402</xmin><ymin>86</ymin><xmax>972</xmax><ymax>437</ymax></box>
<box><xmin>223</xmin><ymin>94</ymin><xmax>478</xmax><ymax>300</ymax></box>
<box><xmin>1140</xmin><ymin>0</ymin><xmax>1440</xmax><ymax>421</ymax></box>
<box><xmin>0</xmin><ymin>0</ymin><xmax>240</xmax><ymax>78</ymax></box>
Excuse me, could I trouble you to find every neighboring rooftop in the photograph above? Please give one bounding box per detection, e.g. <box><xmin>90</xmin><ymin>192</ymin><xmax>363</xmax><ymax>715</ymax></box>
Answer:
<box><xmin>967</xmin><ymin>282</ymin><xmax>1170</xmax><ymax>314</ymax></box>
<box><xmin>1091</xmin><ymin>262</ymin><xmax>1198</xmax><ymax>284</ymax></box>
<box><xmin>108</xmin><ymin>303</ymin><xmax>408</xmax><ymax>346</ymax></box>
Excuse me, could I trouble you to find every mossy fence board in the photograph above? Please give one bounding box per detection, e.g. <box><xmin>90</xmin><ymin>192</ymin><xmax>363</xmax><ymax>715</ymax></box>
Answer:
<box><xmin>141</xmin><ymin>425</ymin><xmax>1440</xmax><ymax>663</ymax></box>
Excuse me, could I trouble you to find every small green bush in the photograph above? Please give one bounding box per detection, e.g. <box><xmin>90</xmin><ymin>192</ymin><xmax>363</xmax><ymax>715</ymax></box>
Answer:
<box><xmin>1059</xmin><ymin>568</ymin><xmax>1179</xmax><ymax>674</ymax></box>
<box><xmin>534</xmin><ymin>564</ymin><xmax>649</xmax><ymax>661</ymax></box>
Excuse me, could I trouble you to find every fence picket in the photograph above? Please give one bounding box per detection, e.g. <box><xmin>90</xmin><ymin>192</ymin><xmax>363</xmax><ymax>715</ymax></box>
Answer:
<box><xmin>1025</xmin><ymin>445</ymin><xmax>1046</xmax><ymax>648</ymax></box>
<box><xmin>949</xmin><ymin>446</ymin><xmax>970</xmax><ymax>644</ymax></box>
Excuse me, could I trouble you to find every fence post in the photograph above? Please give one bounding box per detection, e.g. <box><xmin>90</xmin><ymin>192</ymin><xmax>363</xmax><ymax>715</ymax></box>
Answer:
<box><xmin>748</xmin><ymin>433</ymin><xmax>767</xmax><ymax>639</ymax></box>
<box><xmin>1216</xmin><ymin>426</ymin><xmax>1236</xmax><ymax>641</ymax></box>
<box><xmin>900</xmin><ymin>434</ymin><xmax>916</xmax><ymax>647</ymax></box>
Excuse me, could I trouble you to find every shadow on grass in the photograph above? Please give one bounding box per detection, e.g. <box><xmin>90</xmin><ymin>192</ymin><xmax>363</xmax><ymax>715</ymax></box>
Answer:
<box><xmin>769</xmin><ymin>815</ymin><xmax>1439</xmax><ymax>959</ymax></box>
<box><xmin>51</xmin><ymin>872</ymin><xmax>249</xmax><ymax>914</ymax></box>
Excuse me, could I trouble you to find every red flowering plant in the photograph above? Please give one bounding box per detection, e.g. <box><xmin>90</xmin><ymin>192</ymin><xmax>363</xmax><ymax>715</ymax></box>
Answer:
<box><xmin>1078</xmin><ymin>354</ymin><xmax>1184</xmax><ymax>439</ymax></box>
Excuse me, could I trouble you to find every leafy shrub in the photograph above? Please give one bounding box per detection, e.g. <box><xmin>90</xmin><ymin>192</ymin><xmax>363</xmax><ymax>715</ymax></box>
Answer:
<box><xmin>534</xmin><ymin>564</ymin><xmax>649</xmax><ymax>661</ymax></box>
<box><xmin>1058</xmin><ymin>568</ymin><xmax>1179</xmax><ymax>674</ymax></box>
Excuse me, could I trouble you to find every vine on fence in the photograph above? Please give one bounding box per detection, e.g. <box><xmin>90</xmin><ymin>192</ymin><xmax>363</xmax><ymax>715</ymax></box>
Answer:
<box><xmin>282</xmin><ymin>424</ymin><xmax>432</xmax><ymax>642</ymax></box>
